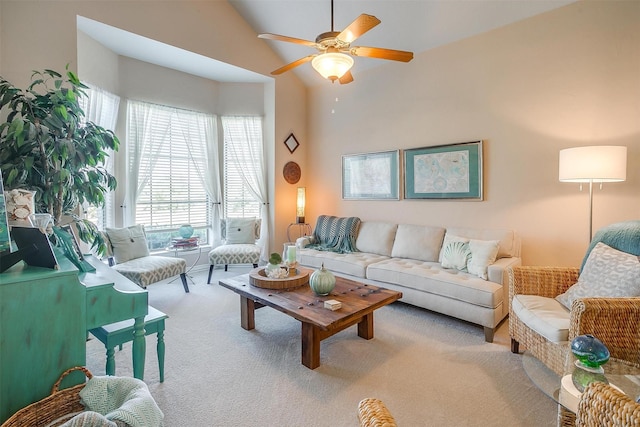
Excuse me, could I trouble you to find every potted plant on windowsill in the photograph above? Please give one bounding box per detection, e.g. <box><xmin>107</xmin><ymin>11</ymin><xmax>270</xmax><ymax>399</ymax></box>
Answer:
<box><xmin>0</xmin><ymin>66</ymin><xmax>119</xmax><ymax>255</ymax></box>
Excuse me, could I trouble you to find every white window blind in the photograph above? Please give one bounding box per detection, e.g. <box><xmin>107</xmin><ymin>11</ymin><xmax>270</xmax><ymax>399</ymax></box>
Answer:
<box><xmin>127</xmin><ymin>101</ymin><xmax>212</xmax><ymax>249</ymax></box>
<box><xmin>223</xmin><ymin>117</ymin><xmax>261</xmax><ymax>219</ymax></box>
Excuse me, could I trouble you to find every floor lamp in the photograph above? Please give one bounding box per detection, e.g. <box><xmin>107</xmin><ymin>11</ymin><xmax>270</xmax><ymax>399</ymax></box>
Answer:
<box><xmin>559</xmin><ymin>145</ymin><xmax>627</xmax><ymax>241</ymax></box>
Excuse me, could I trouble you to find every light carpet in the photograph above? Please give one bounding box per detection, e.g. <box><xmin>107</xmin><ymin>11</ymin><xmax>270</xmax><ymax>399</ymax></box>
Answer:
<box><xmin>85</xmin><ymin>266</ymin><xmax>557</xmax><ymax>426</ymax></box>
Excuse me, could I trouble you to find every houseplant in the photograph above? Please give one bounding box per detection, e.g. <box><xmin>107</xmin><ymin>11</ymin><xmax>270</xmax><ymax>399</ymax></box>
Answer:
<box><xmin>0</xmin><ymin>66</ymin><xmax>119</xmax><ymax>255</ymax></box>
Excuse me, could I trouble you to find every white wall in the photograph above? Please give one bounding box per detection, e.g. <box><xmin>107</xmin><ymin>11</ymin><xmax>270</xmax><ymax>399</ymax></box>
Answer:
<box><xmin>307</xmin><ymin>1</ymin><xmax>640</xmax><ymax>266</ymax></box>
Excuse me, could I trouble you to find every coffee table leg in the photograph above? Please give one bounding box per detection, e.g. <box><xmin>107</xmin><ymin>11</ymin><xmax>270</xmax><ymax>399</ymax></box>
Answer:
<box><xmin>240</xmin><ymin>296</ymin><xmax>256</xmax><ymax>330</ymax></box>
<box><xmin>357</xmin><ymin>312</ymin><xmax>374</xmax><ymax>339</ymax></box>
<box><xmin>301</xmin><ymin>322</ymin><xmax>321</xmax><ymax>369</ymax></box>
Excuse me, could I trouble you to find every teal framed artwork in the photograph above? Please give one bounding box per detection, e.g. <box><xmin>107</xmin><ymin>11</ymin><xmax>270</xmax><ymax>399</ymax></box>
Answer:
<box><xmin>342</xmin><ymin>150</ymin><xmax>400</xmax><ymax>200</ymax></box>
<box><xmin>404</xmin><ymin>141</ymin><xmax>483</xmax><ymax>200</ymax></box>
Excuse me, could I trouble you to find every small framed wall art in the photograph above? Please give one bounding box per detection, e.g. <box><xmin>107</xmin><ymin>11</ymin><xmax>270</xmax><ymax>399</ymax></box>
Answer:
<box><xmin>342</xmin><ymin>150</ymin><xmax>400</xmax><ymax>200</ymax></box>
<box><xmin>284</xmin><ymin>133</ymin><xmax>300</xmax><ymax>154</ymax></box>
<box><xmin>404</xmin><ymin>140</ymin><xmax>483</xmax><ymax>200</ymax></box>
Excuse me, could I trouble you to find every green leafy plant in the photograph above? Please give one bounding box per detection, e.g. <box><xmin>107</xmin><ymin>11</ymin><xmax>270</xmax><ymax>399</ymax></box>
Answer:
<box><xmin>269</xmin><ymin>252</ymin><xmax>282</xmax><ymax>265</ymax></box>
<box><xmin>0</xmin><ymin>66</ymin><xmax>119</xmax><ymax>254</ymax></box>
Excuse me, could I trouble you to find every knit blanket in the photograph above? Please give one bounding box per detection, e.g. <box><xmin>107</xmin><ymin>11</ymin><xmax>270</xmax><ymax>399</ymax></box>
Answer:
<box><xmin>307</xmin><ymin>215</ymin><xmax>361</xmax><ymax>254</ymax></box>
<box><xmin>581</xmin><ymin>220</ymin><xmax>640</xmax><ymax>272</ymax></box>
<box><xmin>77</xmin><ymin>376</ymin><xmax>164</xmax><ymax>427</ymax></box>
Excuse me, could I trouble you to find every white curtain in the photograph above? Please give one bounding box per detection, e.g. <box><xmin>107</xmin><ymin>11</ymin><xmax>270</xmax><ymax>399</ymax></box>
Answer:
<box><xmin>181</xmin><ymin>114</ymin><xmax>223</xmax><ymax>247</ymax></box>
<box><xmin>221</xmin><ymin>116</ymin><xmax>270</xmax><ymax>261</ymax></box>
<box><xmin>125</xmin><ymin>101</ymin><xmax>171</xmax><ymax>225</ymax></box>
<box><xmin>79</xmin><ymin>84</ymin><xmax>120</xmax><ymax>228</ymax></box>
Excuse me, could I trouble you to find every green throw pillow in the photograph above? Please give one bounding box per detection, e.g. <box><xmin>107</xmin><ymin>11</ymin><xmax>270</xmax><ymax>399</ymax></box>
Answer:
<box><xmin>226</xmin><ymin>218</ymin><xmax>256</xmax><ymax>244</ymax></box>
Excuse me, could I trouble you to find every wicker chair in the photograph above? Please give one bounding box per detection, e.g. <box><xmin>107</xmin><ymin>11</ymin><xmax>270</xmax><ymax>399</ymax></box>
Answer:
<box><xmin>576</xmin><ymin>381</ymin><xmax>640</xmax><ymax>426</ymax></box>
<box><xmin>509</xmin><ymin>220</ymin><xmax>640</xmax><ymax>376</ymax></box>
<box><xmin>509</xmin><ymin>266</ymin><xmax>640</xmax><ymax>375</ymax></box>
<box><xmin>357</xmin><ymin>398</ymin><xmax>397</xmax><ymax>427</ymax></box>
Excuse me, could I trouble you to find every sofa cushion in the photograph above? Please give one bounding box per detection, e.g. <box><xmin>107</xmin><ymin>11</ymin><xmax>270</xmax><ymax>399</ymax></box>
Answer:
<box><xmin>355</xmin><ymin>221</ymin><xmax>398</xmax><ymax>256</ymax></box>
<box><xmin>512</xmin><ymin>294</ymin><xmax>570</xmax><ymax>342</ymax></box>
<box><xmin>556</xmin><ymin>242</ymin><xmax>640</xmax><ymax>309</ymax></box>
<box><xmin>438</xmin><ymin>234</ymin><xmax>470</xmax><ymax>263</ymax></box>
<box><xmin>298</xmin><ymin>248</ymin><xmax>388</xmax><ymax>278</ymax></box>
<box><xmin>467</xmin><ymin>239</ymin><xmax>500</xmax><ymax>280</ymax></box>
<box><xmin>106</xmin><ymin>225</ymin><xmax>150</xmax><ymax>264</ymax></box>
<box><xmin>444</xmin><ymin>227</ymin><xmax>518</xmax><ymax>259</ymax></box>
<box><xmin>391</xmin><ymin>224</ymin><xmax>445</xmax><ymax>262</ymax></box>
<box><xmin>366</xmin><ymin>258</ymin><xmax>504</xmax><ymax>308</ymax></box>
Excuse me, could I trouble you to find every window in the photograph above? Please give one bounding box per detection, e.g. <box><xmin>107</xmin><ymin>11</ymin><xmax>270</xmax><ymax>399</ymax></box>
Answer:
<box><xmin>222</xmin><ymin>117</ymin><xmax>261</xmax><ymax>219</ymax></box>
<box><xmin>127</xmin><ymin>101</ymin><xmax>213</xmax><ymax>250</ymax></box>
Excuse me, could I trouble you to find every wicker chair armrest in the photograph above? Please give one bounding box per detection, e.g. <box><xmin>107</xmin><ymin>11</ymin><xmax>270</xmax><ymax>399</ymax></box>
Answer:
<box><xmin>508</xmin><ymin>266</ymin><xmax>579</xmax><ymax>300</ymax></box>
<box><xmin>570</xmin><ymin>297</ymin><xmax>640</xmax><ymax>365</ymax></box>
<box><xmin>358</xmin><ymin>398</ymin><xmax>397</xmax><ymax>427</ymax></box>
<box><xmin>577</xmin><ymin>381</ymin><xmax>640</xmax><ymax>426</ymax></box>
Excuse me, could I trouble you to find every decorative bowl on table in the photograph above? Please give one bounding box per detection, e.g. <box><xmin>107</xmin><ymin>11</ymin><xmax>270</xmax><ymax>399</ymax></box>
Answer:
<box><xmin>249</xmin><ymin>267</ymin><xmax>309</xmax><ymax>290</ymax></box>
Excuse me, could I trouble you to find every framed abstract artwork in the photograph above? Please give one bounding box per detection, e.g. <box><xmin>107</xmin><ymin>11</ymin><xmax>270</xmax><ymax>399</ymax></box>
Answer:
<box><xmin>404</xmin><ymin>141</ymin><xmax>483</xmax><ymax>200</ymax></box>
<box><xmin>342</xmin><ymin>150</ymin><xmax>400</xmax><ymax>200</ymax></box>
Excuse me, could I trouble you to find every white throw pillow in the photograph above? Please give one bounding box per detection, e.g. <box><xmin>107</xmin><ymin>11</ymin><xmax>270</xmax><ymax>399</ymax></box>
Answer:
<box><xmin>438</xmin><ymin>233</ymin><xmax>470</xmax><ymax>262</ymax></box>
<box><xmin>556</xmin><ymin>242</ymin><xmax>640</xmax><ymax>309</ymax></box>
<box><xmin>441</xmin><ymin>240</ymin><xmax>471</xmax><ymax>271</ymax></box>
<box><xmin>467</xmin><ymin>239</ymin><xmax>500</xmax><ymax>280</ymax></box>
<box><xmin>226</xmin><ymin>218</ymin><xmax>256</xmax><ymax>244</ymax></box>
<box><xmin>105</xmin><ymin>225</ymin><xmax>150</xmax><ymax>263</ymax></box>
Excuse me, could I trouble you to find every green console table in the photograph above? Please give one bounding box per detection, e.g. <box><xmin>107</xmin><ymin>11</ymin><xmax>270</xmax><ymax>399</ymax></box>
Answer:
<box><xmin>0</xmin><ymin>255</ymin><xmax>148</xmax><ymax>424</ymax></box>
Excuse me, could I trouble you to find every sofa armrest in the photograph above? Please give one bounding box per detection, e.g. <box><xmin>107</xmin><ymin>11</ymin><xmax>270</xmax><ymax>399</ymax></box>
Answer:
<box><xmin>487</xmin><ymin>257</ymin><xmax>521</xmax><ymax>284</ymax></box>
<box><xmin>296</xmin><ymin>236</ymin><xmax>316</xmax><ymax>248</ymax></box>
<box><xmin>508</xmin><ymin>266</ymin><xmax>579</xmax><ymax>300</ymax></box>
<box><xmin>570</xmin><ymin>297</ymin><xmax>640</xmax><ymax>364</ymax></box>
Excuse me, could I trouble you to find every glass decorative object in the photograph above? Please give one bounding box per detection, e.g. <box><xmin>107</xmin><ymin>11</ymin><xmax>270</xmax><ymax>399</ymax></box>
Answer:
<box><xmin>309</xmin><ymin>264</ymin><xmax>336</xmax><ymax>296</ymax></box>
<box><xmin>179</xmin><ymin>224</ymin><xmax>194</xmax><ymax>238</ymax></box>
<box><xmin>571</xmin><ymin>334</ymin><xmax>611</xmax><ymax>392</ymax></box>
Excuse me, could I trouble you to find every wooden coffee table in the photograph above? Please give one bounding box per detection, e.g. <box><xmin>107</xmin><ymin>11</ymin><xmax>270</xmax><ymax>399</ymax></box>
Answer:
<box><xmin>218</xmin><ymin>269</ymin><xmax>402</xmax><ymax>369</ymax></box>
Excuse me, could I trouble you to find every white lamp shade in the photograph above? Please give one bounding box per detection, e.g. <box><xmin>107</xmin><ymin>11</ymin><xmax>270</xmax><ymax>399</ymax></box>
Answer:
<box><xmin>559</xmin><ymin>146</ymin><xmax>627</xmax><ymax>183</ymax></box>
<box><xmin>311</xmin><ymin>53</ymin><xmax>354</xmax><ymax>80</ymax></box>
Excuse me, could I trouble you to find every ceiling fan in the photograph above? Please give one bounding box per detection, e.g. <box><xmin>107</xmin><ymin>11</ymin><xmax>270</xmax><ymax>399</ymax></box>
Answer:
<box><xmin>258</xmin><ymin>0</ymin><xmax>414</xmax><ymax>84</ymax></box>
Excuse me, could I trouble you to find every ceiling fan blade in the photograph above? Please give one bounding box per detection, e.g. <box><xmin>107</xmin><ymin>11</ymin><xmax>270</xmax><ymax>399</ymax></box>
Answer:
<box><xmin>336</xmin><ymin>14</ymin><xmax>381</xmax><ymax>44</ymax></box>
<box><xmin>271</xmin><ymin>55</ymin><xmax>316</xmax><ymax>75</ymax></box>
<box><xmin>338</xmin><ymin>70</ymin><xmax>354</xmax><ymax>85</ymax></box>
<box><xmin>350</xmin><ymin>46</ymin><xmax>414</xmax><ymax>62</ymax></box>
<box><xmin>258</xmin><ymin>33</ymin><xmax>317</xmax><ymax>47</ymax></box>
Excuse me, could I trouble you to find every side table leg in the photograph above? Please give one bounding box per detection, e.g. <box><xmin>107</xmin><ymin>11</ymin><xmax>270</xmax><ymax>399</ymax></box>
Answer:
<box><xmin>357</xmin><ymin>313</ymin><xmax>374</xmax><ymax>340</ymax></box>
<box><xmin>105</xmin><ymin>347</ymin><xmax>116</xmax><ymax>376</ymax></box>
<box><xmin>301</xmin><ymin>322</ymin><xmax>321</xmax><ymax>369</ymax></box>
<box><xmin>132</xmin><ymin>316</ymin><xmax>146</xmax><ymax>380</ymax></box>
<box><xmin>240</xmin><ymin>296</ymin><xmax>256</xmax><ymax>330</ymax></box>
<box><xmin>157</xmin><ymin>323</ymin><xmax>165</xmax><ymax>383</ymax></box>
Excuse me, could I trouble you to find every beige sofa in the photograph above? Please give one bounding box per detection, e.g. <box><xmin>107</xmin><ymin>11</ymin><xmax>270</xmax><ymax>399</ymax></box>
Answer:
<box><xmin>297</xmin><ymin>217</ymin><xmax>521</xmax><ymax>342</ymax></box>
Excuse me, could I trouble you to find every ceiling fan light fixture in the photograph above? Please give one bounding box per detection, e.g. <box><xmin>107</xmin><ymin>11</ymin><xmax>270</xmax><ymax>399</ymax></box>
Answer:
<box><xmin>311</xmin><ymin>52</ymin><xmax>354</xmax><ymax>81</ymax></box>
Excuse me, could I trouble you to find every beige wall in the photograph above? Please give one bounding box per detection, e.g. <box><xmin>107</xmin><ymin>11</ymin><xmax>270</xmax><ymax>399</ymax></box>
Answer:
<box><xmin>307</xmin><ymin>1</ymin><xmax>639</xmax><ymax>266</ymax></box>
<box><xmin>0</xmin><ymin>0</ymin><xmax>308</xmax><ymax>255</ymax></box>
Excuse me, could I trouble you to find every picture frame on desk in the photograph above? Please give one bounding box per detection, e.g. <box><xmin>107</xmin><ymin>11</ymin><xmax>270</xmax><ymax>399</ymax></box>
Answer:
<box><xmin>53</xmin><ymin>225</ymin><xmax>95</xmax><ymax>272</ymax></box>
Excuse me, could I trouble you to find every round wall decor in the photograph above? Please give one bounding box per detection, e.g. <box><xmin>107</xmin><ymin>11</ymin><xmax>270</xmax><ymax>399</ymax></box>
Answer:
<box><xmin>283</xmin><ymin>161</ymin><xmax>301</xmax><ymax>184</ymax></box>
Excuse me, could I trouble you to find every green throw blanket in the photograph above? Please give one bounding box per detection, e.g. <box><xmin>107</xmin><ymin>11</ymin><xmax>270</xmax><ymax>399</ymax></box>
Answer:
<box><xmin>307</xmin><ymin>215</ymin><xmax>361</xmax><ymax>254</ymax></box>
<box><xmin>581</xmin><ymin>220</ymin><xmax>640</xmax><ymax>272</ymax></box>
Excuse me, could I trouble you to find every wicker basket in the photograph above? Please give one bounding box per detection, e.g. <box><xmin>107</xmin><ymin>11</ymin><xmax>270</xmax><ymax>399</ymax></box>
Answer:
<box><xmin>1</xmin><ymin>366</ymin><xmax>92</xmax><ymax>427</ymax></box>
